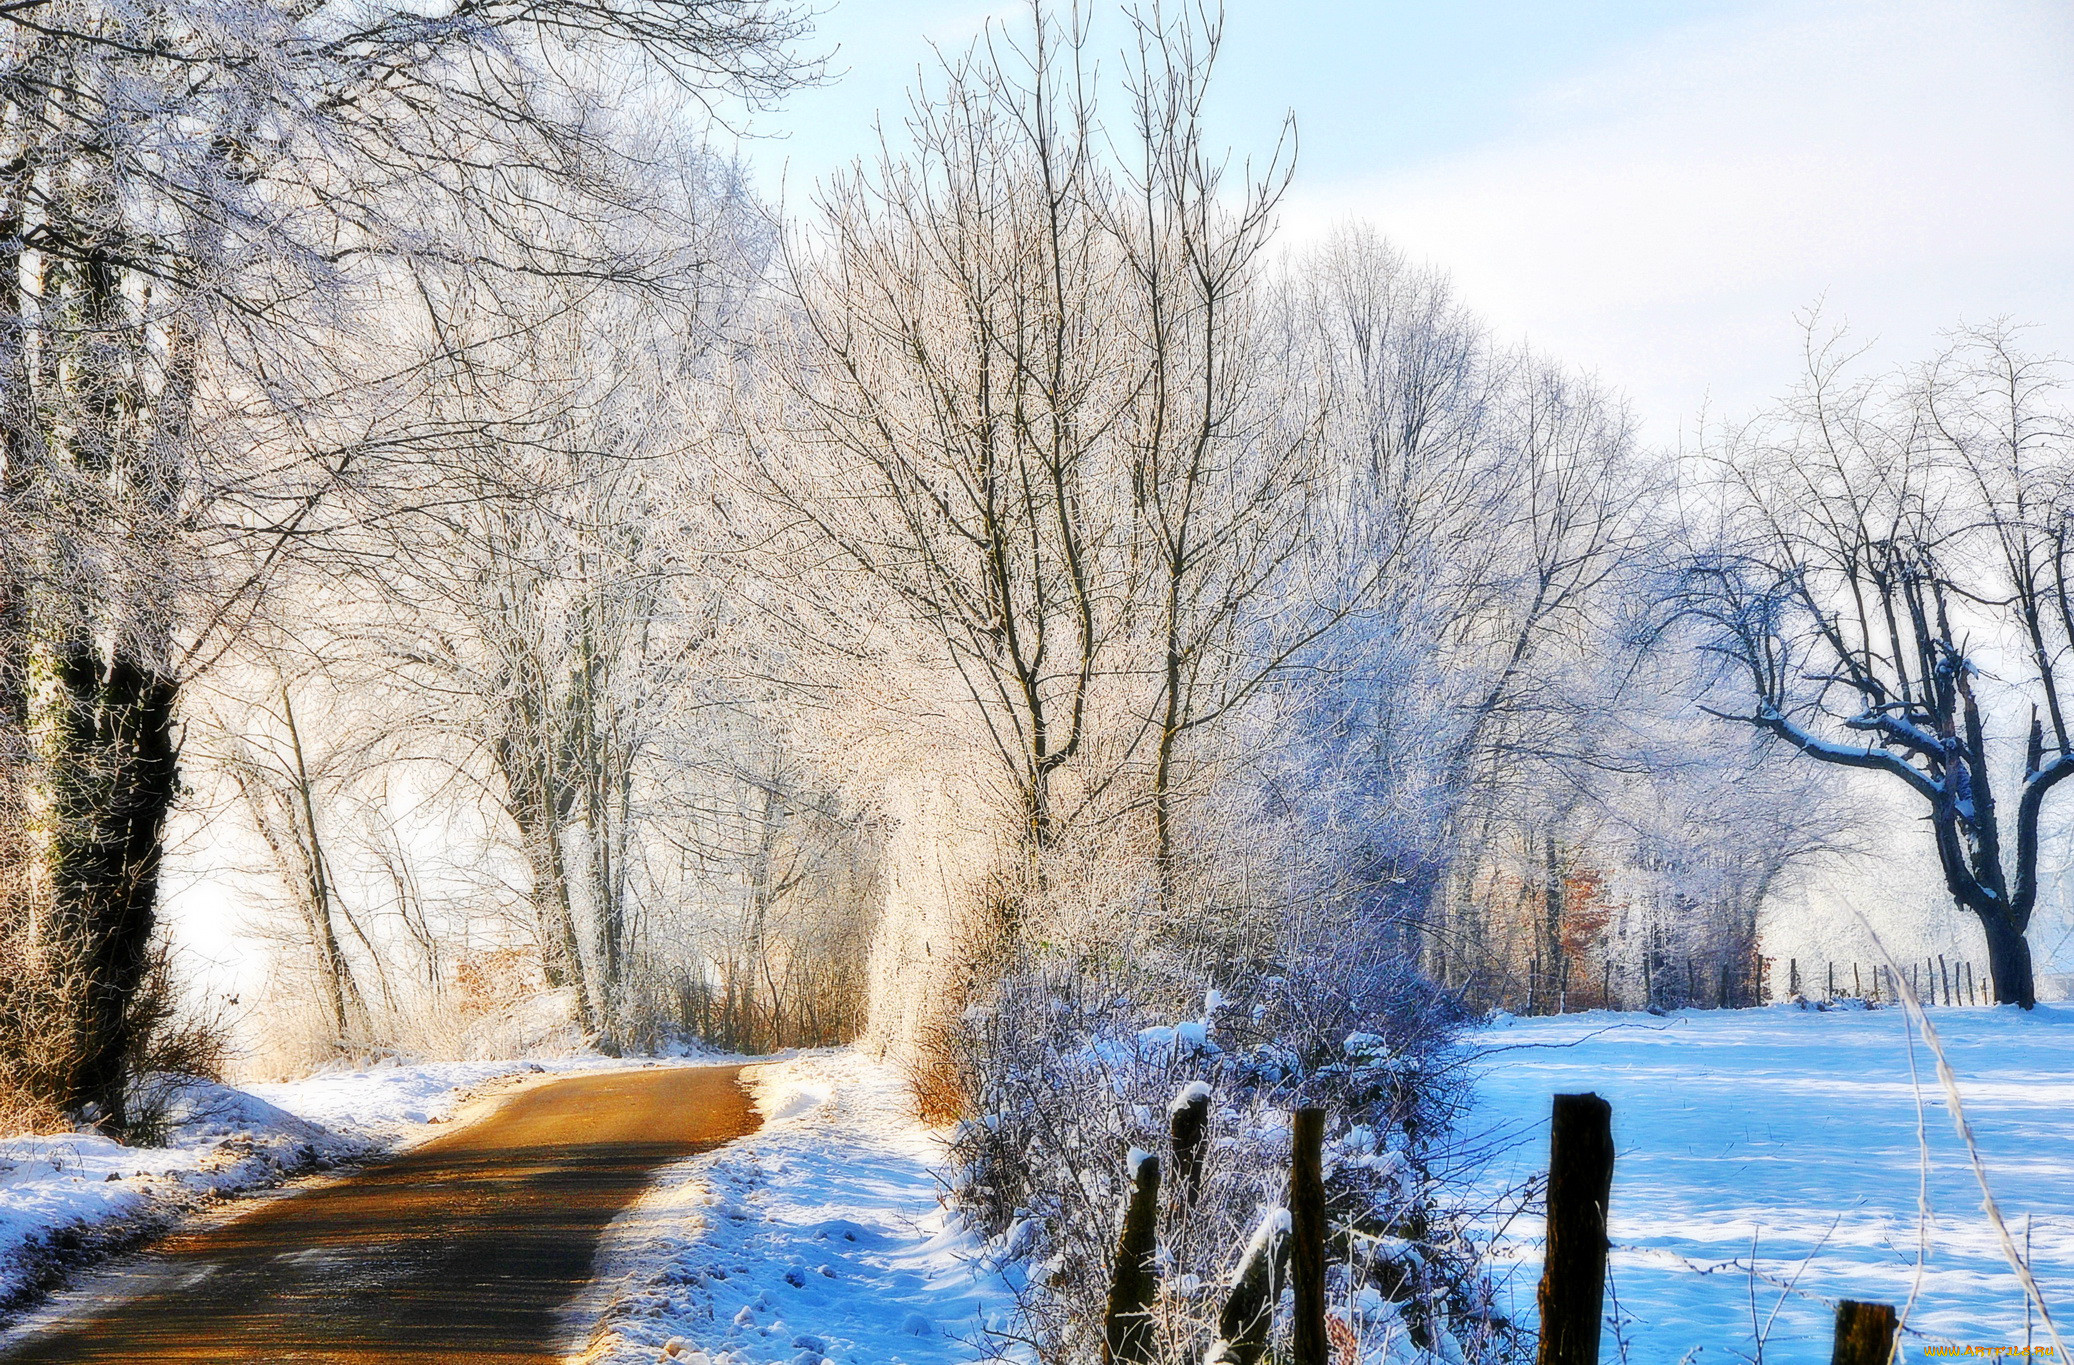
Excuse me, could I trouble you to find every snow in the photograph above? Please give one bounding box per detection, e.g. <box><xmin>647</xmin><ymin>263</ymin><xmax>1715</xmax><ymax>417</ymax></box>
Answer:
<box><xmin>29</xmin><ymin>1008</ymin><xmax>2062</xmax><ymax>1364</ymax></box>
<box><xmin>1465</xmin><ymin>1004</ymin><xmax>2074</xmax><ymax>1361</ymax></box>
<box><xmin>0</xmin><ymin>1055</ymin><xmax>616</xmax><ymax>1322</ymax></box>
<box><xmin>0</xmin><ymin>1078</ymin><xmax>357</xmax><ymax>1315</ymax></box>
<box><xmin>245</xmin><ymin>1053</ymin><xmax>629</xmax><ymax>1144</ymax></box>
<box><xmin>572</xmin><ymin>1048</ymin><xmax>1020</xmax><ymax>1364</ymax></box>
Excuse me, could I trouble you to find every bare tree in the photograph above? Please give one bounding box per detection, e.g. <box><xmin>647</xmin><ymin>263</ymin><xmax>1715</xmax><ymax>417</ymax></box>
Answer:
<box><xmin>758</xmin><ymin>4</ymin><xmax>1133</xmax><ymax>867</ymax></box>
<box><xmin>1279</xmin><ymin>230</ymin><xmax>1661</xmax><ymax>990</ymax></box>
<box><xmin>1105</xmin><ymin>5</ymin><xmax>1329</xmax><ymax>904</ymax></box>
<box><xmin>1681</xmin><ymin>323</ymin><xmax>2074</xmax><ymax>1007</ymax></box>
<box><xmin>205</xmin><ymin>679</ymin><xmax>375</xmax><ymax>1051</ymax></box>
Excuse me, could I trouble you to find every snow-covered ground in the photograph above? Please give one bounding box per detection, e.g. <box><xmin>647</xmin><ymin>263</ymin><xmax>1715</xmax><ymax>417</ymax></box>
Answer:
<box><xmin>1465</xmin><ymin>1004</ymin><xmax>2074</xmax><ymax>1362</ymax></box>
<box><xmin>573</xmin><ymin>1049</ymin><xmax>1020</xmax><ymax>1365</ymax></box>
<box><xmin>0</xmin><ymin>1080</ymin><xmax>343</xmax><ymax>1316</ymax></box>
<box><xmin>29</xmin><ymin>1009</ymin><xmax>2054</xmax><ymax>1365</ymax></box>
<box><xmin>0</xmin><ymin>1053</ymin><xmax>617</xmax><ymax>1322</ymax></box>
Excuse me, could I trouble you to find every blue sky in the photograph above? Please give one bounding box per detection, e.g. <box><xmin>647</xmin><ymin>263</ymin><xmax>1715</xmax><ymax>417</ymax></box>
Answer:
<box><xmin>727</xmin><ymin>0</ymin><xmax>2074</xmax><ymax>443</ymax></box>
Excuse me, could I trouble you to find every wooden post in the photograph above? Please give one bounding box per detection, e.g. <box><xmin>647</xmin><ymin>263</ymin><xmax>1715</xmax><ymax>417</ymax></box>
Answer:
<box><xmin>1169</xmin><ymin>1084</ymin><xmax>1211</xmax><ymax>1207</ymax></box>
<box><xmin>1536</xmin><ymin>1093</ymin><xmax>1614</xmax><ymax>1365</ymax></box>
<box><xmin>1789</xmin><ymin>957</ymin><xmax>1799</xmax><ymax>997</ymax></box>
<box><xmin>1853</xmin><ymin>963</ymin><xmax>1862</xmax><ymax>999</ymax></box>
<box><xmin>1827</xmin><ymin>961</ymin><xmax>1835</xmax><ymax>1000</ymax></box>
<box><xmin>1830</xmin><ymin>1299</ymin><xmax>1896</xmax><ymax>1365</ymax></box>
<box><xmin>1719</xmin><ymin>960</ymin><xmax>1730</xmax><ymax>1009</ymax></box>
<box><xmin>1939</xmin><ymin>954</ymin><xmax>1951</xmax><ymax>1007</ymax></box>
<box><xmin>1289</xmin><ymin>1107</ymin><xmax>1328</xmax><ymax>1365</ymax></box>
<box><xmin>1602</xmin><ymin>958</ymin><xmax>1612</xmax><ymax>1010</ymax></box>
<box><xmin>1202</xmin><ymin>1208</ymin><xmax>1288</xmax><ymax>1365</ymax></box>
<box><xmin>1102</xmin><ymin>1151</ymin><xmax>1161</xmax><ymax>1365</ymax></box>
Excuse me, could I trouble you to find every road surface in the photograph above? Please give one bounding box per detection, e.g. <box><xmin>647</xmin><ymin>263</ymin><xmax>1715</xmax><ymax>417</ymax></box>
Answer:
<box><xmin>1</xmin><ymin>1064</ymin><xmax>757</xmax><ymax>1364</ymax></box>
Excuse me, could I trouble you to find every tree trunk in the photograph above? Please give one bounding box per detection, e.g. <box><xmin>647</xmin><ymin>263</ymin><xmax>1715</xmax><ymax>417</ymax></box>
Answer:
<box><xmin>1978</xmin><ymin>908</ymin><xmax>2036</xmax><ymax>1008</ymax></box>
<box><xmin>280</xmin><ymin>688</ymin><xmax>359</xmax><ymax>1045</ymax></box>
<box><xmin>46</xmin><ymin>650</ymin><xmax>180</xmax><ymax>1132</ymax></box>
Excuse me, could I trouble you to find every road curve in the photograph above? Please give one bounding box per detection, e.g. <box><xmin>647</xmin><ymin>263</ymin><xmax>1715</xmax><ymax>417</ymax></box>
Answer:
<box><xmin>1</xmin><ymin>1064</ymin><xmax>758</xmax><ymax>1364</ymax></box>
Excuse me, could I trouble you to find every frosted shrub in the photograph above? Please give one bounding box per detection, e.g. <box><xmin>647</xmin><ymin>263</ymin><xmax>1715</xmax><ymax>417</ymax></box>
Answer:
<box><xmin>944</xmin><ymin>948</ymin><xmax>1526</xmax><ymax>1364</ymax></box>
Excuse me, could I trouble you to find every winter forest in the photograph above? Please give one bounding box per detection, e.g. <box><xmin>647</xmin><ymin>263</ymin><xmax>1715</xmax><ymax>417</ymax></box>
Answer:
<box><xmin>0</xmin><ymin>1</ymin><xmax>2070</xmax><ymax>1362</ymax></box>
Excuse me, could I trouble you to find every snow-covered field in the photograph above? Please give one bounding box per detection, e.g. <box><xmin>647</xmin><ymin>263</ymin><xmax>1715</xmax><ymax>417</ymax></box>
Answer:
<box><xmin>574</xmin><ymin>1049</ymin><xmax>1019</xmax><ymax>1365</ymax></box>
<box><xmin>1465</xmin><ymin>1004</ymin><xmax>2074</xmax><ymax>1362</ymax></box>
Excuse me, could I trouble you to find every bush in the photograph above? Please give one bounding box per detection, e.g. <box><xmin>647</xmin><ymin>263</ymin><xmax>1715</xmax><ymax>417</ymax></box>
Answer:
<box><xmin>118</xmin><ymin>941</ymin><xmax>236</xmax><ymax>1146</ymax></box>
<box><xmin>942</xmin><ymin>939</ymin><xmax>1527</xmax><ymax>1364</ymax></box>
<box><xmin>0</xmin><ymin>928</ymin><xmax>233</xmax><ymax>1142</ymax></box>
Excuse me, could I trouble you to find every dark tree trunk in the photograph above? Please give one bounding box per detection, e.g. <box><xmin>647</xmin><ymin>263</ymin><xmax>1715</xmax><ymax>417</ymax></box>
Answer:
<box><xmin>1978</xmin><ymin>909</ymin><xmax>2036</xmax><ymax>1008</ymax></box>
<box><xmin>49</xmin><ymin>649</ymin><xmax>179</xmax><ymax>1133</ymax></box>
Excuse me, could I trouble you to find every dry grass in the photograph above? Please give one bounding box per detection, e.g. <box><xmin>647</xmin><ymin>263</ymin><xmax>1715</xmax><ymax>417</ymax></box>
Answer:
<box><xmin>906</xmin><ymin>1025</ymin><xmax>966</xmax><ymax>1126</ymax></box>
<box><xmin>0</xmin><ymin>1085</ymin><xmax>72</xmax><ymax>1138</ymax></box>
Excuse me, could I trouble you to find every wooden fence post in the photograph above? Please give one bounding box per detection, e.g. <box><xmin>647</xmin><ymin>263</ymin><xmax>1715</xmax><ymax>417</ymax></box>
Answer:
<box><xmin>1169</xmin><ymin>1083</ymin><xmax>1212</xmax><ymax>1207</ymax></box>
<box><xmin>1536</xmin><ymin>1093</ymin><xmax>1614</xmax><ymax>1365</ymax></box>
<box><xmin>1202</xmin><ymin>1208</ymin><xmax>1290</xmax><ymax>1365</ymax></box>
<box><xmin>1830</xmin><ymin>1299</ymin><xmax>1896</xmax><ymax>1365</ymax></box>
<box><xmin>1289</xmin><ymin>1107</ymin><xmax>1328</xmax><ymax>1365</ymax></box>
<box><xmin>1102</xmin><ymin>1150</ymin><xmax>1161</xmax><ymax>1364</ymax></box>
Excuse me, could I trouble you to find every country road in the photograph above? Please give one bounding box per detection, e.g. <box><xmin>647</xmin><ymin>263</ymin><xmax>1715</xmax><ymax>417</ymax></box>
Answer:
<box><xmin>0</xmin><ymin>1064</ymin><xmax>758</xmax><ymax>1364</ymax></box>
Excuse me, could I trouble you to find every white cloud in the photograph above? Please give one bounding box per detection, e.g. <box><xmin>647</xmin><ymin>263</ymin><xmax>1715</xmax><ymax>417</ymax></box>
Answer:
<box><xmin>1280</xmin><ymin>0</ymin><xmax>2074</xmax><ymax>442</ymax></box>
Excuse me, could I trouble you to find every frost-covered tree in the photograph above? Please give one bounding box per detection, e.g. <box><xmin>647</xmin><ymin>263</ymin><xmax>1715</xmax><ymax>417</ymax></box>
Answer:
<box><xmin>0</xmin><ymin>0</ymin><xmax>811</xmax><ymax>1128</ymax></box>
<box><xmin>1682</xmin><ymin>324</ymin><xmax>2074</xmax><ymax>1007</ymax></box>
<box><xmin>757</xmin><ymin>7</ymin><xmax>1137</xmax><ymax>864</ymax></box>
<box><xmin>1276</xmin><ymin>231</ymin><xmax>1668</xmax><ymax>989</ymax></box>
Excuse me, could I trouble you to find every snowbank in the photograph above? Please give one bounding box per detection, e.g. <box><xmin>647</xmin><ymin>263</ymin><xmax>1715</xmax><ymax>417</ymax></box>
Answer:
<box><xmin>0</xmin><ymin>1078</ymin><xmax>351</xmax><ymax>1317</ymax></box>
<box><xmin>1466</xmin><ymin>1004</ymin><xmax>2074</xmax><ymax>1361</ymax></box>
<box><xmin>248</xmin><ymin>1055</ymin><xmax>580</xmax><ymax>1144</ymax></box>
<box><xmin>573</xmin><ymin>1049</ymin><xmax>1020</xmax><ymax>1365</ymax></box>
<box><xmin>0</xmin><ymin>1054</ymin><xmax>611</xmax><ymax>1323</ymax></box>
